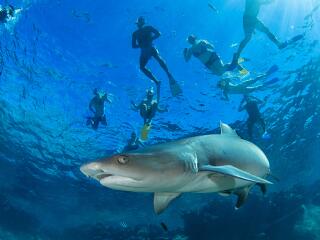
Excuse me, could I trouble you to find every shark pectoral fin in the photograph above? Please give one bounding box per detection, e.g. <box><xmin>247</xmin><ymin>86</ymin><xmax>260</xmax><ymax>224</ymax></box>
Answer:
<box><xmin>219</xmin><ymin>190</ymin><xmax>232</xmax><ymax>197</ymax></box>
<box><xmin>220</xmin><ymin>122</ymin><xmax>240</xmax><ymax>138</ymax></box>
<box><xmin>154</xmin><ymin>192</ymin><xmax>181</xmax><ymax>214</ymax></box>
<box><xmin>199</xmin><ymin>165</ymin><xmax>272</xmax><ymax>185</ymax></box>
<box><xmin>234</xmin><ymin>187</ymin><xmax>250</xmax><ymax>209</ymax></box>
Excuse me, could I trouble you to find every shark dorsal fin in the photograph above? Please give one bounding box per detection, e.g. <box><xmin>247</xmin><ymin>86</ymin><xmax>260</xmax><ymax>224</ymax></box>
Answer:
<box><xmin>154</xmin><ymin>192</ymin><xmax>181</xmax><ymax>214</ymax></box>
<box><xmin>220</xmin><ymin>121</ymin><xmax>239</xmax><ymax>138</ymax></box>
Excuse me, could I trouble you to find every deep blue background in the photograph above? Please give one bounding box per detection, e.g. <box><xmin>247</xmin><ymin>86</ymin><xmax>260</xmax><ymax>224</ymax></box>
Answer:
<box><xmin>0</xmin><ymin>0</ymin><xmax>320</xmax><ymax>239</ymax></box>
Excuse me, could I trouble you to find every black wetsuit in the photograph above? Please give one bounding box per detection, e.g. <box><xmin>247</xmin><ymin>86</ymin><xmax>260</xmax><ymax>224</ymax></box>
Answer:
<box><xmin>0</xmin><ymin>9</ymin><xmax>8</xmax><ymax>23</ymax></box>
<box><xmin>132</xmin><ymin>26</ymin><xmax>159</xmax><ymax>61</ymax></box>
<box><xmin>123</xmin><ymin>139</ymin><xmax>140</xmax><ymax>152</ymax></box>
<box><xmin>243</xmin><ymin>0</ymin><xmax>264</xmax><ymax>35</ymax></box>
<box><xmin>235</xmin><ymin>0</ymin><xmax>280</xmax><ymax>60</ymax></box>
<box><xmin>132</xmin><ymin>25</ymin><xmax>171</xmax><ymax>83</ymax></box>
<box><xmin>244</xmin><ymin>99</ymin><xmax>265</xmax><ymax>138</ymax></box>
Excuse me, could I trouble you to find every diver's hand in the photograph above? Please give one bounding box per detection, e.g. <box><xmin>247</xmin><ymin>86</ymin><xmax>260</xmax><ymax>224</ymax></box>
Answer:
<box><xmin>131</xmin><ymin>101</ymin><xmax>138</xmax><ymax>110</ymax></box>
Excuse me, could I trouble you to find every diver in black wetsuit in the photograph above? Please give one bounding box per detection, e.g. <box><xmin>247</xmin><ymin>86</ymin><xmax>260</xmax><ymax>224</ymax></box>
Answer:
<box><xmin>86</xmin><ymin>88</ymin><xmax>112</xmax><ymax>130</ymax></box>
<box><xmin>132</xmin><ymin>17</ymin><xmax>181</xmax><ymax>96</ymax></box>
<box><xmin>238</xmin><ymin>94</ymin><xmax>266</xmax><ymax>139</ymax></box>
<box><xmin>234</xmin><ymin>0</ymin><xmax>287</xmax><ymax>62</ymax></box>
<box><xmin>123</xmin><ymin>132</ymin><xmax>144</xmax><ymax>152</ymax></box>
<box><xmin>131</xmin><ymin>88</ymin><xmax>167</xmax><ymax>125</ymax></box>
<box><xmin>0</xmin><ymin>5</ymin><xmax>14</xmax><ymax>23</ymax></box>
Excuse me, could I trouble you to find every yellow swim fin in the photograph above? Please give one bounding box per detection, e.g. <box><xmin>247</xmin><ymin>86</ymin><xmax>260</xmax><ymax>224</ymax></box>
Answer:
<box><xmin>239</xmin><ymin>68</ymin><xmax>249</xmax><ymax>76</ymax></box>
<box><xmin>238</xmin><ymin>57</ymin><xmax>245</xmax><ymax>64</ymax></box>
<box><xmin>141</xmin><ymin>124</ymin><xmax>151</xmax><ymax>140</ymax></box>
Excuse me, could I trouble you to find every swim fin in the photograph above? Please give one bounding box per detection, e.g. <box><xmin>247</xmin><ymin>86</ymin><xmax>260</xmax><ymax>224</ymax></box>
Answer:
<box><xmin>239</xmin><ymin>68</ymin><xmax>249</xmax><ymax>76</ymax></box>
<box><xmin>266</xmin><ymin>64</ymin><xmax>279</xmax><ymax>76</ymax></box>
<box><xmin>169</xmin><ymin>76</ymin><xmax>182</xmax><ymax>97</ymax></box>
<box><xmin>141</xmin><ymin>124</ymin><xmax>151</xmax><ymax>140</ymax></box>
<box><xmin>280</xmin><ymin>34</ymin><xmax>304</xmax><ymax>49</ymax></box>
<box><xmin>237</xmin><ymin>59</ymin><xmax>249</xmax><ymax>76</ymax></box>
<box><xmin>264</xmin><ymin>77</ymin><xmax>279</xmax><ymax>86</ymax></box>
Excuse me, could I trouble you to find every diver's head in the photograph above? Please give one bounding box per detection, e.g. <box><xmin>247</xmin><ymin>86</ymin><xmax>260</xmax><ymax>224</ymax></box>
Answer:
<box><xmin>146</xmin><ymin>88</ymin><xmax>154</xmax><ymax>100</ymax></box>
<box><xmin>187</xmin><ymin>35</ymin><xmax>197</xmax><ymax>45</ymax></box>
<box><xmin>131</xmin><ymin>132</ymin><xmax>137</xmax><ymax>139</ymax></box>
<box><xmin>136</xmin><ymin>16</ymin><xmax>145</xmax><ymax>28</ymax></box>
<box><xmin>217</xmin><ymin>79</ymin><xmax>228</xmax><ymax>89</ymax></box>
<box><xmin>93</xmin><ymin>88</ymin><xmax>106</xmax><ymax>98</ymax></box>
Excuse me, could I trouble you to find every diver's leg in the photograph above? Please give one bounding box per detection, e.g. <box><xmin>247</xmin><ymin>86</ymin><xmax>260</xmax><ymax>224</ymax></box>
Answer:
<box><xmin>92</xmin><ymin>117</ymin><xmax>100</xmax><ymax>130</ymax></box>
<box><xmin>244</xmin><ymin>85</ymin><xmax>264</xmax><ymax>94</ymax></box>
<box><xmin>259</xmin><ymin>117</ymin><xmax>266</xmax><ymax>133</ymax></box>
<box><xmin>140</xmin><ymin>51</ymin><xmax>160</xmax><ymax>85</ymax></box>
<box><xmin>247</xmin><ymin>119</ymin><xmax>254</xmax><ymax>139</ymax></box>
<box><xmin>256</xmin><ymin>19</ymin><xmax>282</xmax><ymax>48</ymax></box>
<box><xmin>152</xmin><ymin>48</ymin><xmax>173</xmax><ymax>79</ymax></box>
<box><xmin>101</xmin><ymin>115</ymin><xmax>107</xmax><ymax>126</ymax></box>
<box><xmin>240</xmin><ymin>78</ymin><xmax>259</xmax><ymax>88</ymax></box>
<box><xmin>234</xmin><ymin>16</ymin><xmax>255</xmax><ymax>60</ymax></box>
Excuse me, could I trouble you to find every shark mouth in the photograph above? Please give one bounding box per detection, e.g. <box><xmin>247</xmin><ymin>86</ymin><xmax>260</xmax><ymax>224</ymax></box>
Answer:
<box><xmin>94</xmin><ymin>172</ymin><xmax>113</xmax><ymax>181</ymax></box>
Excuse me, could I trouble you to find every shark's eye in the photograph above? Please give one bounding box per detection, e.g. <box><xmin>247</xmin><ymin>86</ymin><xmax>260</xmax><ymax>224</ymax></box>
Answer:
<box><xmin>117</xmin><ymin>155</ymin><xmax>129</xmax><ymax>164</ymax></box>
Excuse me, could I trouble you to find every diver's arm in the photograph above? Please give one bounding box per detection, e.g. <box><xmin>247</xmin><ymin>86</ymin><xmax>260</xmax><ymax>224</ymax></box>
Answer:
<box><xmin>131</xmin><ymin>100</ymin><xmax>140</xmax><ymax>110</ymax></box>
<box><xmin>132</xmin><ymin>32</ymin><xmax>139</xmax><ymax>48</ymax></box>
<box><xmin>253</xmin><ymin>96</ymin><xmax>264</xmax><ymax>104</ymax></box>
<box><xmin>104</xmin><ymin>95</ymin><xmax>112</xmax><ymax>104</ymax></box>
<box><xmin>202</xmin><ymin>40</ymin><xmax>214</xmax><ymax>50</ymax></box>
<box><xmin>157</xmin><ymin>104</ymin><xmax>168</xmax><ymax>113</ymax></box>
<box><xmin>150</xmin><ymin>27</ymin><xmax>161</xmax><ymax>40</ymax></box>
<box><xmin>138</xmin><ymin>139</ymin><xmax>145</xmax><ymax>147</ymax></box>
<box><xmin>238</xmin><ymin>102</ymin><xmax>246</xmax><ymax>112</ymax></box>
<box><xmin>222</xmin><ymin>91</ymin><xmax>230</xmax><ymax>101</ymax></box>
<box><xmin>183</xmin><ymin>48</ymin><xmax>192</xmax><ymax>62</ymax></box>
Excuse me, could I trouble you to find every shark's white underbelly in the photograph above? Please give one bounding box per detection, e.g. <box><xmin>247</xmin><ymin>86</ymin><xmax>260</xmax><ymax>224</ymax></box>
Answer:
<box><xmin>175</xmin><ymin>173</ymin><xmax>252</xmax><ymax>193</ymax></box>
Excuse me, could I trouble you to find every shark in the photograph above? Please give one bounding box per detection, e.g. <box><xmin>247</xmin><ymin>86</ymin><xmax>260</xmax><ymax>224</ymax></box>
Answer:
<box><xmin>80</xmin><ymin>122</ymin><xmax>272</xmax><ymax>214</ymax></box>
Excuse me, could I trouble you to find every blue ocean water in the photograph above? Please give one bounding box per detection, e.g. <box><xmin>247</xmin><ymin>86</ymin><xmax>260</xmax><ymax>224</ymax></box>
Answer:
<box><xmin>0</xmin><ymin>0</ymin><xmax>320</xmax><ymax>239</ymax></box>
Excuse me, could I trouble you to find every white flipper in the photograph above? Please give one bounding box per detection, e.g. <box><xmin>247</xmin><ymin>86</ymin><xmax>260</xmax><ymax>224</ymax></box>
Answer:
<box><xmin>154</xmin><ymin>192</ymin><xmax>181</xmax><ymax>214</ymax></box>
<box><xmin>220</xmin><ymin>122</ymin><xmax>239</xmax><ymax>138</ymax></box>
<box><xmin>199</xmin><ymin>165</ymin><xmax>272</xmax><ymax>185</ymax></box>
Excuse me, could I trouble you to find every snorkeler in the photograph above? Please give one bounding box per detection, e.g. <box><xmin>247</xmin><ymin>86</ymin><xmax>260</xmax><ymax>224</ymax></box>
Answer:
<box><xmin>0</xmin><ymin>4</ymin><xmax>15</xmax><ymax>23</ymax></box>
<box><xmin>123</xmin><ymin>132</ymin><xmax>145</xmax><ymax>152</ymax></box>
<box><xmin>217</xmin><ymin>65</ymin><xmax>278</xmax><ymax>101</ymax></box>
<box><xmin>238</xmin><ymin>94</ymin><xmax>266</xmax><ymax>139</ymax></box>
<box><xmin>132</xmin><ymin>16</ymin><xmax>182</xmax><ymax>97</ymax></box>
<box><xmin>86</xmin><ymin>88</ymin><xmax>112</xmax><ymax>130</ymax></box>
<box><xmin>131</xmin><ymin>88</ymin><xmax>168</xmax><ymax>139</ymax></box>
<box><xmin>183</xmin><ymin>35</ymin><xmax>246</xmax><ymax>76</ymax></box>
<box><xmin>233</xmin><ymin>0</ymin><xmax>303</xmax><ymax>61</ymax></box>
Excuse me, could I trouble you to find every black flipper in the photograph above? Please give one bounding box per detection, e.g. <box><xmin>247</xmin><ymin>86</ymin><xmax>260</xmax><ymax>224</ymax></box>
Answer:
<box><xmin>257</xmin><ymin>183</ymin><xmax>267</xmax><ymax>195</ymax></box>
<box><xmin>235</xmin><ymin>188</ymin><xmax>249</xmax><ymax>209</ymax></box>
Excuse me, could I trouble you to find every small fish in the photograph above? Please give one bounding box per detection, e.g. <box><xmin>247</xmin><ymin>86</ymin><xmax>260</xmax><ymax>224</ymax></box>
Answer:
<box><xmin>160</xmin><ymin>222</ymin><xmax>168</xmax><ymax>232</ymax></box>
<box><xmin>208</xmin><ymin>3</ymin><xmax>218</xmax><ymax>13</ymax></box>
